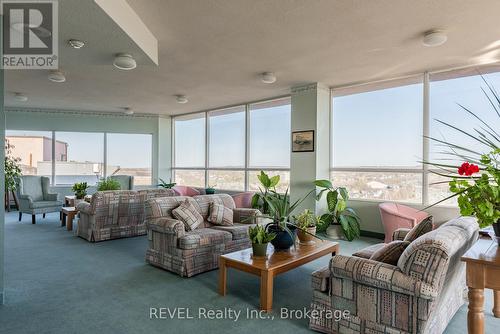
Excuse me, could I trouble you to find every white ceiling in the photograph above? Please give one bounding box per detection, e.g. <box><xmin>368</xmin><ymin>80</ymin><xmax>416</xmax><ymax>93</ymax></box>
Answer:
<box><xmin>5</xmin><ymin>0</ymin><xmax>500</xmax><ymax>115</ymax></box>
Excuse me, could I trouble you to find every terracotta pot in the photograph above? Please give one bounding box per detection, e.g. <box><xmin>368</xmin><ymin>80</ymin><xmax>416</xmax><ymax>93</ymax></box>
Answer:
<box><xmin>297</xmin><ymin>226</ymin><xmax>317</xmax><ymax>245</ymax></box>
<box><xmin>252</xmin><ymin>243</ymin><xmax>268</xmax><ymax>257</ymax></box>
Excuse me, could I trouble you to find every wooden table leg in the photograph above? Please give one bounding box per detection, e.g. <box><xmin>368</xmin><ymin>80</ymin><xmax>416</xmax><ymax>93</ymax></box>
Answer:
<box><xmin>61</xmin><ymin>213</ymin><xmax>66</xmax><ymax>227</ymax></box>
<box><xmin>493</xmin><ymin>290</ymin><xmax>500</xmax><ymax>318</ymax></box>
<box><xmin>260</xmin><ymin>270</ymin><xmax>273</xmax><ymax>312</ymax></box>
<box><xmin>67</xmin><ymin>213</ymin><xmax>74</xmax><ymax>231</ymax></box>
<box><xmin>468</xmin><ymin>288</ymin><xmax>484</xmax><ymax>334</ymax></box>
<box><xmin>219</xmin><ymin>258</ymin><xmax>226</xmax><ymax>296</ymax></box>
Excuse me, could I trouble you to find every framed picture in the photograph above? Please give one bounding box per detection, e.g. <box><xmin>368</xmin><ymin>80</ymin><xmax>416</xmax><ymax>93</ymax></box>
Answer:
<box><xmin>292</xmin><ymin>130</ymin><xmax>315</xmax><ymax>152</ymax></box>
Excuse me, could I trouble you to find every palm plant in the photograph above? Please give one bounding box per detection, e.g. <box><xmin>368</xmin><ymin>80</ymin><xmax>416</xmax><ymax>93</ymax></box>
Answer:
<box><xmin>425</xmin><ymin>76</ymin><xmax>499</xmax><ymax>230</ymax></box>
<box><xmin>314</xmin><ymin>180</ymin><xmax>361</xmax><ymax>241</ymax></box>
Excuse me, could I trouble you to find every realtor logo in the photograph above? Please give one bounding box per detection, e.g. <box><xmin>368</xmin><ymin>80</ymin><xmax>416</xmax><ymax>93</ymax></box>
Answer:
<box><xmin>2</xmin><ymin>0</ymin><xmax>58</xmax><ymax>69</ymax></box>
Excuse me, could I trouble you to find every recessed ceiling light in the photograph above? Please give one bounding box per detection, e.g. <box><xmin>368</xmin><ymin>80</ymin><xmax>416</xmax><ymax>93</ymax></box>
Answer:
<box><xmin>113</xmin><ymin>53</ymin><xmax>137</xmax><ymax>70</ymax></box>
<box><xmin>122</xmin><ymin>107</ymin><xmax>134</xmax><ymax>115</ymax></box>
<box><xmin>68</xmin><ymin>39</ymin><xmax>85</xmax><ymax>49</ymax></box>
<box><xmin>175</xmin><ymin>95</ymin><xmax>188</xmax><ymax>104</ymax></box>
<box><xmin>423</xmin><ymin>30</ymin><xmax>447</xmax><ymax>47</ymax></box>
<box><xmin>14</xmin><ymin>93</ymin><xmax>28</xmax><ymax>102</ymax></box>
<box><xmin>261</xmin><ymin>72</ymin><xmax>277</xmax><ymax>84</ymax></box>
<box><xmin>48</xmin><ymin>70</ymin><xmax>66</xmax><ymax>83</ymax></box>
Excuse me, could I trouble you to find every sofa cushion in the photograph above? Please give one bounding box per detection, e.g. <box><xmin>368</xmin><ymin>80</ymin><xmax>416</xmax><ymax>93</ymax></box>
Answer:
<box><xmin>210</xmin><ymin>223</ymin><xmax>253</xmax><ymax>240</ymax></box>
<box><xmin>172</xmin><ymin>200</ymin><xmax>204</xmax><ymax>231</ymax></box>
<box><xmin>404</xmin><ymin>215</ymin><xmax>433</xmax><ymax>242</ymax></box>
<box><xmin>178</xmin><ymin>228</ymin><xmax>232</xmax><ymax>250</ymax></box>
<box><xmin>370</xmin><ymin>240</ymin><xmax>410</xmax><ymax>265</ymax></box>
<box><xmin>352</xmin><ymin>243</ymin><xmax>385</xmax><ymax>259</ymax></box>
<box><xmin>207</xmin><ymin>202</ymin><xmax>233</xmax><ymax>226</ymax></box>
<box><xmin>311</xmin><ymin>266</ymin><xmax>330</xmax><ymax>292</ymax></box>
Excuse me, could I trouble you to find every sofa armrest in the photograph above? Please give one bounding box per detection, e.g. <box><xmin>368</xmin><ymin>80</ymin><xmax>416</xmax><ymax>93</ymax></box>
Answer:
<box><xmin>18</xmin><ymin>194</ymin><xmax>33</xmax><ymax>210</ymax></box>
<box><xmin>330</xmin><ymin>255</ymin><xmax>438</xmax><ymax>299</ymax></box>
<box><xmin>233</xmin><ymin>208</ymin><xmax>261</xmax><ymax>224</ymax></box>
<box><xmin>146</xmin><ymin>217</ymin><xmax>185</xmax><ymax>238</ymax></box>
<box><xmin>392</xmin><ymin>228</ymin><xmax>411</xmax><ymax>241</ymax></box>
<box><xmin>76</xmin><ymin>202</ymin><xmax>93</xmax><ymax>215</ymax></box>
<box><xmin>45</xmin><ymin>193</ymin><xmax>58</xmax><ymax>201</ymax></box>
<box><xmin>18</xmin><ymin>194</ymin><xmax>32</xmax><ymax>202</ymax></box>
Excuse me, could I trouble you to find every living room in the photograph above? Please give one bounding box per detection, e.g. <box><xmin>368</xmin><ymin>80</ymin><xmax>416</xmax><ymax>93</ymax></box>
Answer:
<box><xmin>0</xmin><ymin>1</ymin><xmax>499</xmax><ymax>333</ymax></box>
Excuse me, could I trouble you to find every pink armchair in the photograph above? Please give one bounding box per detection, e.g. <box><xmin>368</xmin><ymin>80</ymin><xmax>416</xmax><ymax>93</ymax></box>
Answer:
<box><xmin>379</xmin><ymin>202</ymin><xmax>430</xmax><ymax>243</ymax></box>
<box><xmin>231</xmin><ymin>192</ymin><xmax>255</xmax><ymax>208</ymax></box>
<box><xmin>172</xmin><ymin>186</ymin><xmax>200</xmax><ymax>197</ymax></box>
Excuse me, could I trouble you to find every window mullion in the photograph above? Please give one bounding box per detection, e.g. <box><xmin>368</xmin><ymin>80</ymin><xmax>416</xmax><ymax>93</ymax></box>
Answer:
<box><xmin>422</xmin><ymin>72</ymin><xmax>430</xmax><ymax>205</ymax></box>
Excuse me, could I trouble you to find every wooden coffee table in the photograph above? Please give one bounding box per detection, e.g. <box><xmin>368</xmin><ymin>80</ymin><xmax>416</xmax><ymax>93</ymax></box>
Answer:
<box><xmin>219</xmin><ymin>240</ymin><xmax>339</xmax><ymax>312</ymax></box>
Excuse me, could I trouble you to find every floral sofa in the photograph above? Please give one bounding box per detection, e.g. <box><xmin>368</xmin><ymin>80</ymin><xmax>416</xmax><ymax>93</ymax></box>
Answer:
<box><xmin>310</xmin><ymin>217</ymin><xmax>479</xmax><ymax>334</ymax></box>
<box><xmin>76</xmin><ymin>189</ymin><xmax>175</xmax><ymax>242</ymax></box>
<box><xmin>144</xmin><ymin>194</ymin><xmax>260</xmax><ymax>277</ymax></box>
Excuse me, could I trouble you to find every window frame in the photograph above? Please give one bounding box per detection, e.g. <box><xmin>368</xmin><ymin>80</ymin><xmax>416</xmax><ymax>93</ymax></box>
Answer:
<box><xmin>172</xmin><ymin>96</ymin><xmax>291</xmax><ymax>191</ymax></box>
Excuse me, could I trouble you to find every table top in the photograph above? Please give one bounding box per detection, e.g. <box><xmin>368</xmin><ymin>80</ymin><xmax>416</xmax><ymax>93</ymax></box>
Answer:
<box><xmin>221</xmin><ymin>240</ymin><xmax>338</xmax><ymax>271</ymax></box>
<box><xmin>462</xmin><ymin>238</ymin><xmax>500</xmax><ymax>266</ymax></box>
<box><xmin>62</xmin><ymin>206</ymin><xmax>77</xmax><ymax>213</ymax></box>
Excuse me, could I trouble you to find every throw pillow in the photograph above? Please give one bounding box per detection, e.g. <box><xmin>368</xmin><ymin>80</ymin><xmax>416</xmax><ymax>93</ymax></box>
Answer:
<box><xmin>370</xmin><ymin>240</ymin><xmax>410</xmax><ymax>265</ymax></box>
<box><xmin>207</xmin><ymin>202</ymin><xmax>233</xmax><ymax>226</ymax></box>
<box><xmin>404</xmin><ymin>216</ymin><xmax>433</xmax><ymax>242</ymax></box>
<box><xmin>172</xmin><ymin>199</ymin><xmax>204</xmax><ymax>231</ymax></box>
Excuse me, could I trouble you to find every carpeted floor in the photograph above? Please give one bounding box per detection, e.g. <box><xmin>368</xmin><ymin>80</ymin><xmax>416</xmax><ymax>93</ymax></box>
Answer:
<box><xmin>0</xmin><ymin>212</ymin><xmax>497</xmax><ymax>334</ymax></box>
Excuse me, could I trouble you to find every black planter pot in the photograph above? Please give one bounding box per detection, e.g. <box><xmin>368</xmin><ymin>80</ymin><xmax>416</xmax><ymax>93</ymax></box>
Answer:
<box><xmin>492</xmin><ymin>220</ymin><xmax>500</xmax><ymax>246</ymax></box>
<box><xmin>267</xmin><ymin>223</ymin><xmax>296</xmax><ymax>251</ymax></box>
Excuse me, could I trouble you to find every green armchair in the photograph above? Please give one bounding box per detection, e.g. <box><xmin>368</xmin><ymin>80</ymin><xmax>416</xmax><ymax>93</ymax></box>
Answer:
<box><xmin>17</xmin><ymin>176</ymin><xmax>63</xmax><ymax>224</ymax></box>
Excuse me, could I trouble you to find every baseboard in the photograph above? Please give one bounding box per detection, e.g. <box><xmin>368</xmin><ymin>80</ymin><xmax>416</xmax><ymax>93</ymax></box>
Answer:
<box><xmin>360</xmin><ymin>230</ymin><xmax>384</xmax><ymax>240</ymax></box>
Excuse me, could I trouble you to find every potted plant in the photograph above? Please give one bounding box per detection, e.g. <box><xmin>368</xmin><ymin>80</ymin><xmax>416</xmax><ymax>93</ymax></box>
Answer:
<box><xmin>72</xmin><ymin>182</ymin><xmax>89</xmax><ymax>201</ymax></box>
<box><xmin>251</xmin><ymin>171</ymin><xmax>280</xmax><ymax>214</ymax></box>
<box><xmin>158</xmin><ymin>178</ymin><xmax>176</xmax><ymax>189</ymax></box>
<box><xmin>314</xmin><ymin>180</ymin><xmax>361</xmax><ymax>241</ymax></box>
<box><xmin>205</xmin><ymin>185</ymin><xmax>216</xmax><ymax>195</ymax></box>
<box><xmin>295</xmin><ymin>209</ymin><xmax>319</xmax><ymax>244</ymax></box>
<box><xmin>97</xmin><ymin>178</ymin><xmax>121</xmax><ymax>191</ymax></box>
<box><xmin>4</xmin><ymin>139</ymin><xmax>22</xmax><ymax>211</ymax></box>
<box><xmin>425</xmin><ymin>80</ymin><xmax>499</xmax><ymax>244</ymax></box>
<box><xmin>248</xmin><ymin>225</ymin><xmax>276</xmax><ymax>257</ymax></box>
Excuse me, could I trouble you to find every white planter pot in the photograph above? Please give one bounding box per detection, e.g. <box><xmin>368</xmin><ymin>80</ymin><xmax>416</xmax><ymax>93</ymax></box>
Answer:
<box><xmin>326</xmin><ymin>225</ymin><xmax>344</xmax><ymax>239</ymax></box>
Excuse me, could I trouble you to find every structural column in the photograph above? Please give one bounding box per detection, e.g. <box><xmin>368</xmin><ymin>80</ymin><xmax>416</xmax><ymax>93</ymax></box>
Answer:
<box><xmin>157</xmin><ymin>116</ymin><xmax>173</xmax><ymax>184</ymax></box>
<box><xmin>290</xmin><ymin>83</ymin><xmax>330</xmax><ymax>214</ymax></box>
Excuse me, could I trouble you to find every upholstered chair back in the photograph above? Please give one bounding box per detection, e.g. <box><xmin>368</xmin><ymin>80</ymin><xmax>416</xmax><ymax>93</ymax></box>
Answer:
<box><xmin>397</xmin><ymin>217</ymin><xmax>479</xmax><ymax>288</ymax></box>
<box><xmin>109</xmin><ymin>175</ymin><xmax>134</xmax><ymax>190</ymax></box>
<box><xmin>172</xmin><ymin>185</ymin><xmax>200</xmax><ymax>196</ymax></box>
<box><xmin>19</xmin><ymin>175</ymin><xmax>50</xmax><ymax>201</ymax></box>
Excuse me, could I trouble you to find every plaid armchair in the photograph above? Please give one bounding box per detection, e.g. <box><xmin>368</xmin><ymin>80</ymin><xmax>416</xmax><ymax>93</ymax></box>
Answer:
<box><xmin>310</xmin><ymin>217</ymin><xmax>479</xmax><ymax>334</ymax></box>
<box><xmin>17</xmin><ymin>176</ymin><xmax>63</xmax><ymax>224</ymax></box>
<box><xmin>77</xmin><ymin>189</ymin><xmax>174</xmax><ymax>242</ymax></box>
<box><xmin>145</xmin><ymin>194</ymin><xmax>261</xmax><ymax>277</ymax></box>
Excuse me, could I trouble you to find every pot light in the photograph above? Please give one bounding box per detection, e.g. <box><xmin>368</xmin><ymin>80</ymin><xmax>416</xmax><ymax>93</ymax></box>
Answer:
<box><xmin>123</xmin><ymin>107</ymin><xmax>134</xmax><ymax>115</ymax></box>
<box><xmin>261</xmin><ymin>72</ymin><xmax>277</xmax><ymax>84</ymax></box>
<box><xmin>48</xmin><ymin>70</ymin><xmax>66</xmax><ymax>83</ymax></box>
<box><xmin>113</xmin><ymin>53</ymin><xmax>137</xmax><ymax>70</ymax></box>
<box><xmin>68</xmin><ymin>39</ymin><xmax>85</xmax><ymax>49</ymax></box>
<box><xmin>423</xmin><ymin>30</ymin><xmax>447</xmax><ymax>47</ymax></box>
<box><xmin>13</xmin><ymin>93</ymin><xmax>28</xmax><ymax>102</ymax></box>
<box><xmin>175</xmin><ymin>95</ymin><xmax>188</xmax><ymax>104</ymax></box>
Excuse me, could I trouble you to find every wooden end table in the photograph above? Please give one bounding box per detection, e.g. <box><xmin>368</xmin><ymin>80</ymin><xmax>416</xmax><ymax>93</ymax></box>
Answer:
<box><xmin>219</xmin><ymin>240</ymin><xmax>339</xmax><ymax>312</ymax></box>
<box><xmin>461</xmin><ymin>238</ymin><xmax>500</xmax><ymax>334</ymax></box>
<box><xmin>61</xmin><ymin>207</ymin><xmax>78</xmax><ymax>231</ymax></box>
<box><xmin>64</xmin><ymin>195</ymin><xmax>92</xmax><ymax>207</ymax></box>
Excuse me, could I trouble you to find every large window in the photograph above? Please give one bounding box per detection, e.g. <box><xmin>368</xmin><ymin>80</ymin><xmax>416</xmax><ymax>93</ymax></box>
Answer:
<box><xmin>331</xmin><ymin>81</ymin><xmax>424</xmax><ymax>203</ymax></box>
<box><xmin>107</xmin><ymin>133</ymin><xmax>152</xmax><ymax>185</ymax></box>
<box><xmin>172</xmin><ymin>98</ymin><xmax>291</xmax><ymax>191</ymax></box>
<box><xmin>5</xmin><ymin>130</ymin><xmax>153</xmax><ymax>186</ymax></box>
<box><xmin>5</xmin><ymin>130</ymin><xmax>53</xmax><ymax>178</ymax></box>
<box><xmin>54</xmin><ymin>132</ymin><xmax>104</xmax><ymax>185</ymax></box>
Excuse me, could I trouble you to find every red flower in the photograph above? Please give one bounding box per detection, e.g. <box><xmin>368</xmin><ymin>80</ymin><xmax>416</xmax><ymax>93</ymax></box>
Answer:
<box><xmin>458</xmin><ymin>162</ymin><xmax>480</xmax><ymax>176</ymax></box>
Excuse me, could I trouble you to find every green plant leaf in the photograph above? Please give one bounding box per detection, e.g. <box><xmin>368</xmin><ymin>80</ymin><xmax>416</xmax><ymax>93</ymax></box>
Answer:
<box><xmin>314</xmin><ymin>179</ymin><xmax>332</xmax><ymax>189</ymax></box>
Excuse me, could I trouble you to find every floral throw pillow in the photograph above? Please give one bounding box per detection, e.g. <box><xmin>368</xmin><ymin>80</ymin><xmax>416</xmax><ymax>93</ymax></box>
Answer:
<box><xmin>207</xmin><ymin>202</ymin><xmax>233</xmax><ymax>226</ymax></box>
<box><xmin>172</xmin><ymin>199</ymin><xmax>204</xmax><ymax>231</ymax></box>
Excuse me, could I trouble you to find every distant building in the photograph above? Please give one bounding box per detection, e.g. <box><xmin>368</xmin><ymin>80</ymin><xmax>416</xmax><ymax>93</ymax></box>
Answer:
<box><xmin>6</xmin><ymin>136</ymin><xmax>68</xmax><ymax>168</ymax></box>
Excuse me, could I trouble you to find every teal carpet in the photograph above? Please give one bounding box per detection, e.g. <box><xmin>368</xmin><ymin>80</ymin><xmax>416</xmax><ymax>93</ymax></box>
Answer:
<box><xmin>0</xmin><ymin>212</ymin><xmax>497</xmax><ymax>333</ymax></box>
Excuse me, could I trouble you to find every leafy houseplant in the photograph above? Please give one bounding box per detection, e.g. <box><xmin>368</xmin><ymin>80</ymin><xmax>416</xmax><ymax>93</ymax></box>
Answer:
<box><xmin>5</xmin><ymin>140</ymin><xmax>22</xmax><ymax>211</ymax></box>
<box><xmin>251</xmin><ymin>171</ymin><xmax>280</xmax><ymax>214</ymax></box>
<box><xmin>157</xmin><ymin>178</ymin><xmax>176</xmax><ymax>189</ymax></box>
<box><xmin>248</xmin><ymin>225</ymin><xmax>276</xmax><ymax>257</ymax></box>
<box><xmin>424</xmin><ymin>79</ymin><xmax>499</xmax><ymax>244</ymax></box>
<box><xmin>314</xmin><ymin>180</ymin><xmax>361</xmax><ymax>241</ymax></box>
<box><xmin>295</xmin><ymin>209</ymin><xmax>319</xmax><ymax>245</ymax></box>
<box><xmin>205</xmin><ymin>185</ymin><xmax>216</xmax><ymax>195</ymax></box>
<box><xmin>97</xmin><ymin>178</ymin><xmax>121</xmax><ymax>191</ymax></box>
<box><xmin>72</xmin><ymin>182</ymin><xmax>89</xmax><ymax>199</ymax></box>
